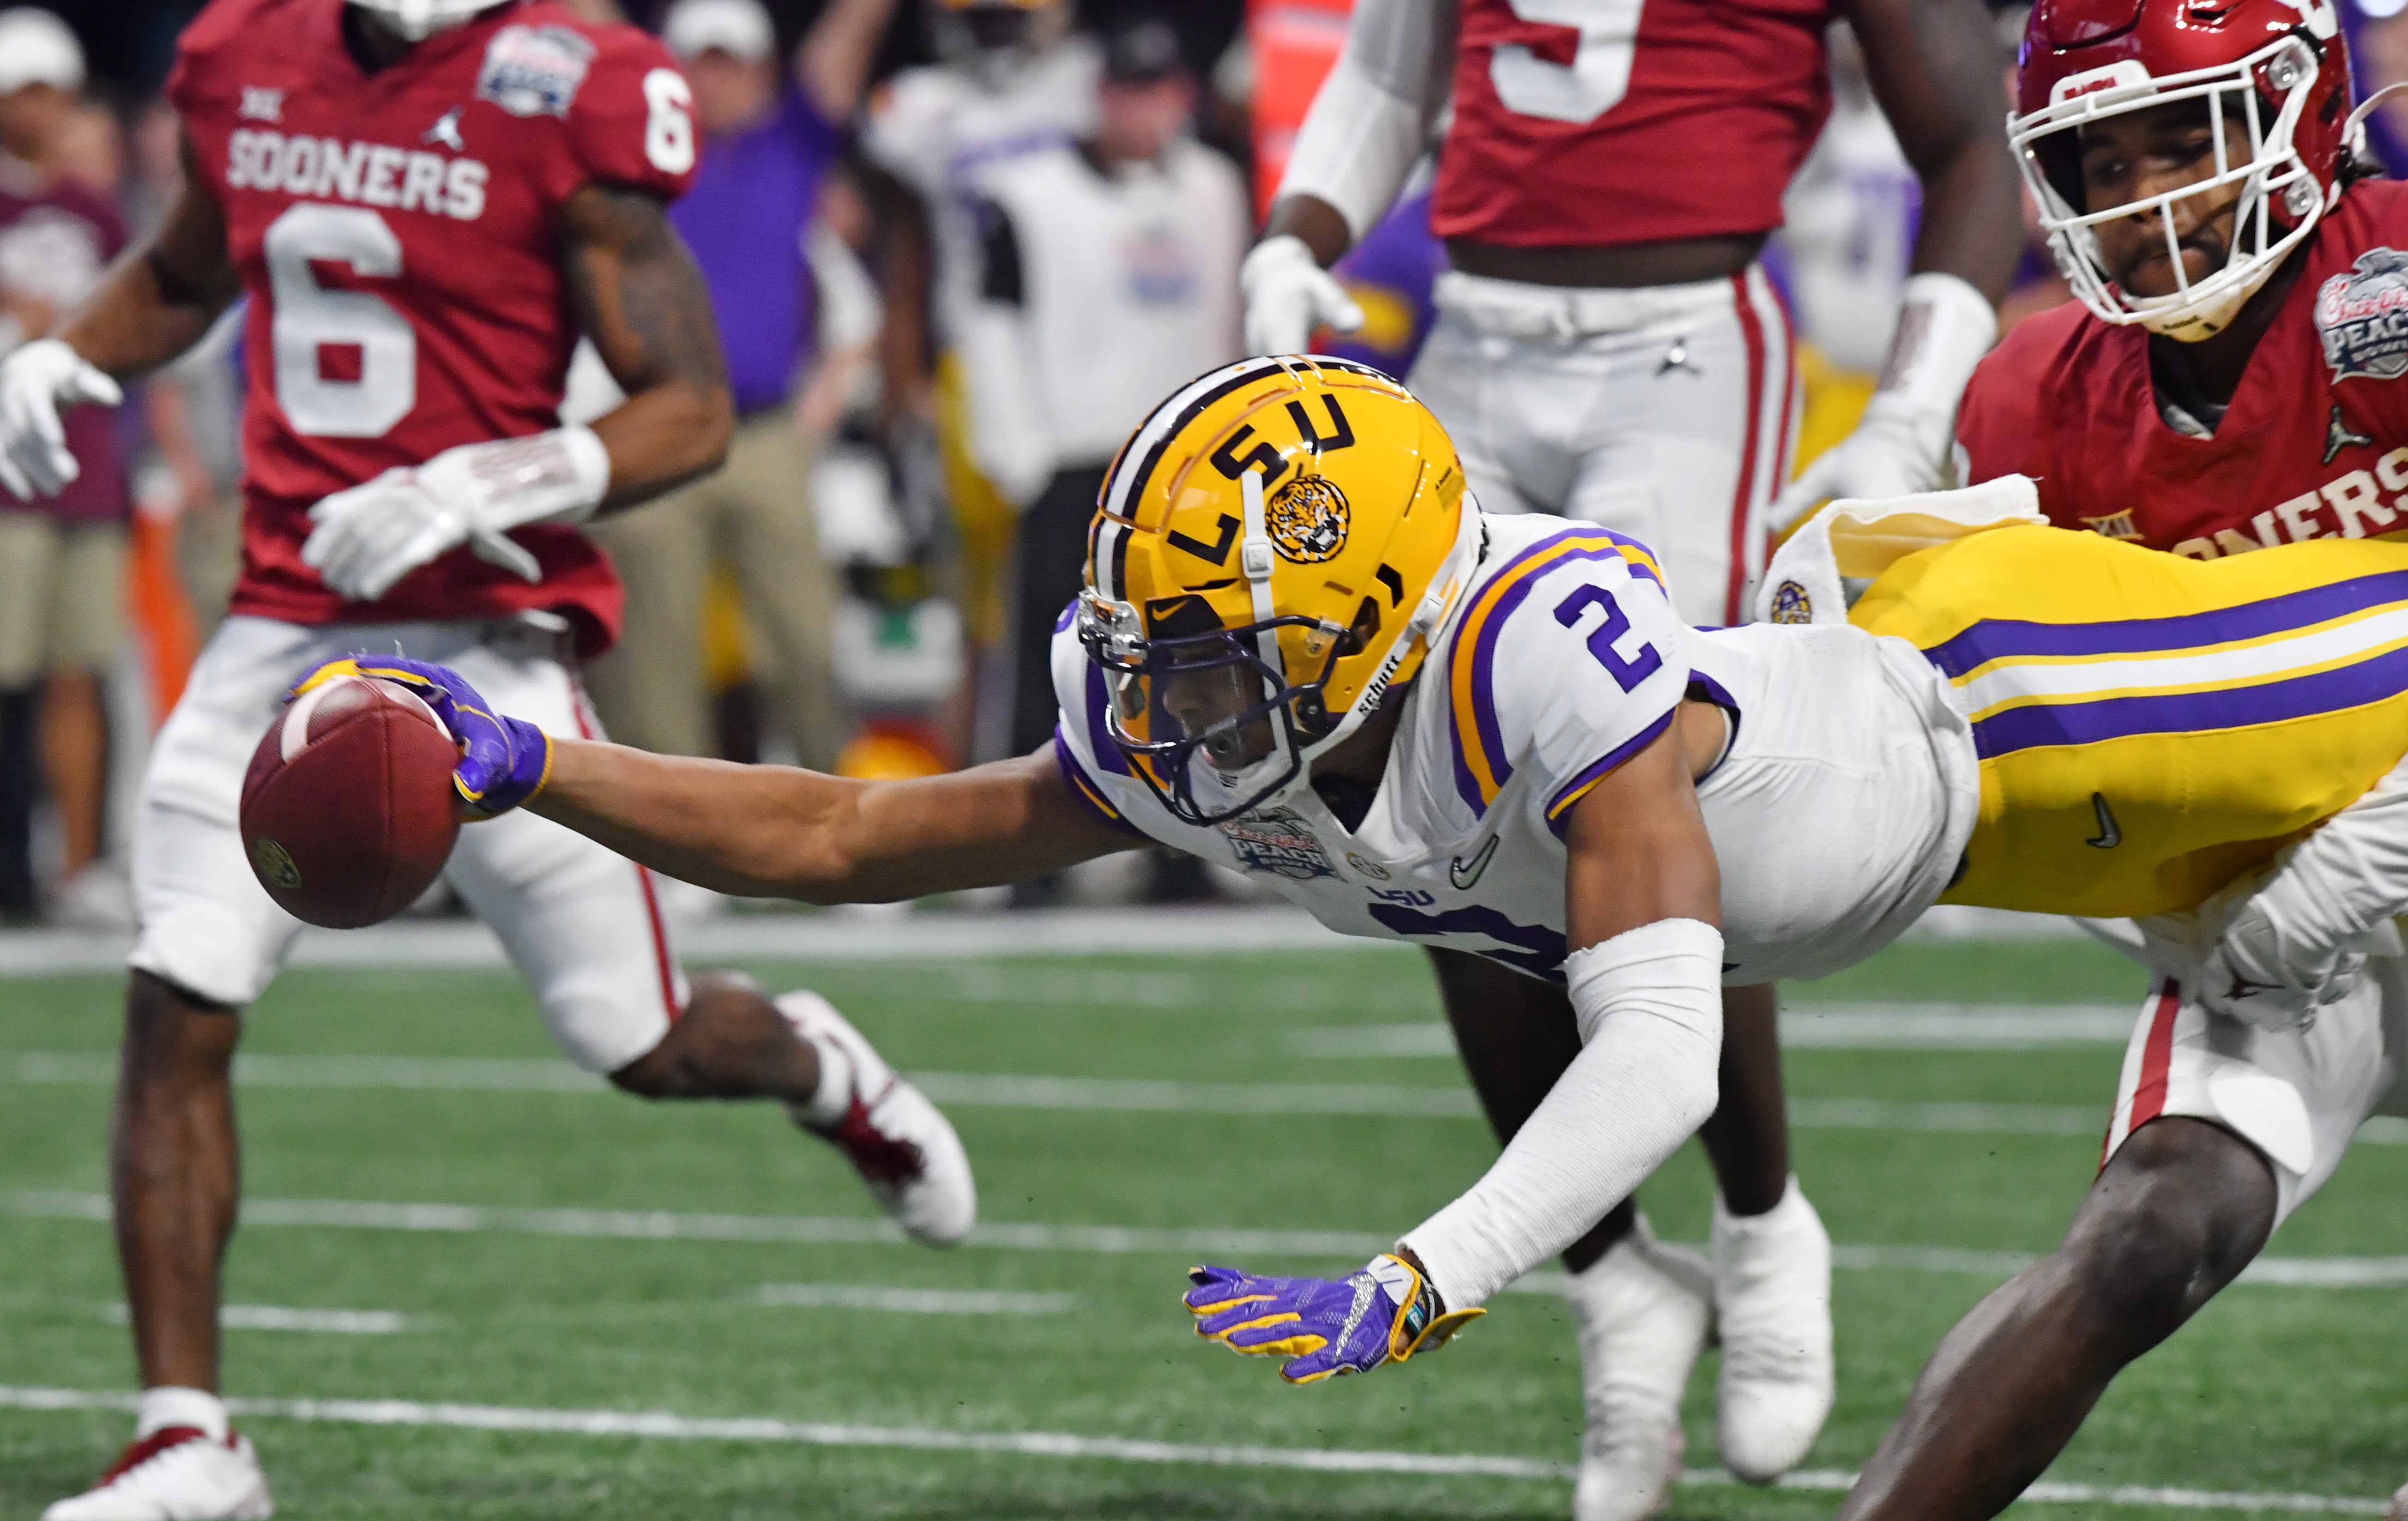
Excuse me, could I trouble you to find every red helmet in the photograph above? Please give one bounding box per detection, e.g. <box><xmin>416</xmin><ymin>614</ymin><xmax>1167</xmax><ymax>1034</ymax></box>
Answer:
<box><xmin>2012</xmin><ymin>0</ymin><xmax>2357</xmax><ymax>339</ymax></box>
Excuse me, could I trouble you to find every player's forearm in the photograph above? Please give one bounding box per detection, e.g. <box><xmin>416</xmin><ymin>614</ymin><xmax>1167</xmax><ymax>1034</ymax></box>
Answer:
<box><xmin>586</xmin><ymin>380</ymin><xmax>733</xmax><ymax>512</ymax></box>
<box><xmin>564</xmin><ymin>182</ymin><xmax>736</xmax><ymax>512</ymax></box>
<box><xmin>1907</xmin><ymin>134</ymin><xmax>2023</xmax><ymax>305</ymax></box>
<box><xmin>531</xmin><ymin>742</ymin><xmax>1116</xmax><ymax>902</ymax></box>
<box><xmin>1261</xmin><ymin>196</ymin><xmax>1355</xmax><ymax>269</ymax></box>
<box><xmin>1401</xmin><ymin>920</ymin><xmax>1725</xmax><ymax>1308</ymax></box>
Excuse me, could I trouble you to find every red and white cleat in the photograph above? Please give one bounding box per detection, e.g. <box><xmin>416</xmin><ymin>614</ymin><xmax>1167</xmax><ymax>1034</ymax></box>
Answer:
<box><xmin>777</xmin><ymin>990</ymin><xmax>977</xmax><ymax>1246</ymax></box>
<box><xmin>42</xmin><ymin>1428</ymin><xmax>272</xmax><ymax>1521</ymax></box>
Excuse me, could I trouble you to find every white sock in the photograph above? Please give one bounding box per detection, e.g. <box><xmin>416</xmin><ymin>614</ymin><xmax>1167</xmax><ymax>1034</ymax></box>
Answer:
<box><xmin>137</xmin><ymin>1386</ymin><xmax>228</xmax><ymax>1442</ymax></box>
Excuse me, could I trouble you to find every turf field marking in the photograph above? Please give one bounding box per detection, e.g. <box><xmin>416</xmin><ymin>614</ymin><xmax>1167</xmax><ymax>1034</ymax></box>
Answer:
<box><xmin>1292</xmin><ymin>1004</ymin><xmax>2139</xmax><ymax>1057</ymax></box>
<box><xmin>12</xmin><ymin>1190</ymin><xmax>2408</xmax><ymax>1286</ymax></box>
<box><xmin>753</xmin><ymin>1284</ymin><xmax>1078</xmax><ymax>1314</ymax></box>
<box><xmin>0</xmin><ymin>1386</ymin><xmax>2384</xmax><ymax>1512</ymax></box>
<box><xmin>14</xmin><ymin>1054</ymin><xmax>2402</xmax><ymax>1146</ymax></box>
<box><xmin>98</xmin><ymin>1304</ymin><xmax>411</xmax><ymax>1334</ymax></box>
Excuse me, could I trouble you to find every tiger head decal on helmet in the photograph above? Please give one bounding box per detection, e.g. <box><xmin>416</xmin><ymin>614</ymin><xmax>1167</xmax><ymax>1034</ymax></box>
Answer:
<box><xmin>1077</xmin><ymin>356</ymin><xmax>1482</xmax><ymax>827</ymax></box>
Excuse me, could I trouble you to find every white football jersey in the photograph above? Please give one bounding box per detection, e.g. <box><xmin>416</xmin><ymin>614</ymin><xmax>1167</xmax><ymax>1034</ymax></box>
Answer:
<box><xmin>1051</xmin><ymin>512</ymin><xmax>1983</xmax><ymax>984</ymax></box>
<box><xmin>863</xmin><ymin>40</ymin><xmax>1101</xmax><ymax>345</ymax></box>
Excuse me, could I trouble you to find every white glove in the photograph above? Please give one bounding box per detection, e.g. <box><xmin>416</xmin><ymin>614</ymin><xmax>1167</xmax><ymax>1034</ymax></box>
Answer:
<box><xmin>2157</xmin><ymin>866</ymin><xmax>2379</xmax><ymax>1035</ymax></box>
<box><xmin>1241</xmin><ymin>235</ymin><xmax>1365</xmax><ymax>357</ymax></box>
<box><xmin>0</xmin><ymin>338</ymin><xmax>124</xmax><ymax>499</ymax></box>
<box><xmin>302</xmin><ymin>425</ymin><xmax>611</xmax><ymax>602</ymax></box>
<box><xmin>1769</xmin><ymin>273</ymin><xmax>1998</xmax><ymax>533</ymax></box>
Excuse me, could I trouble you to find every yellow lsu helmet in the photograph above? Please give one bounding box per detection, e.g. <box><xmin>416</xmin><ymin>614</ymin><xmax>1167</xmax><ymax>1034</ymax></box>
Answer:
<box><xmin>1077</xmin><ymin>356</ymin><xmax>1482</xmax><ymax>826</ymax></box>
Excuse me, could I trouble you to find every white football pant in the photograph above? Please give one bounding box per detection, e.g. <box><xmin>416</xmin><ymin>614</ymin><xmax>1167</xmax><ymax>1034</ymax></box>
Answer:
<box><xmin>1408</xmin><ymin>266</ymin><xmax>1796</xmax><ymax>628</ymax></box>
<box><xmin>130</xmin><ymin>614</ymin><xmax>687</xmax><ymax>1073</ymax></box>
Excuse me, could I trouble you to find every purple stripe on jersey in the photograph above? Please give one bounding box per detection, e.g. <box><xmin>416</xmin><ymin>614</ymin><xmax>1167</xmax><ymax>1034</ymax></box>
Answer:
<box><xmin>1922</xmin><ymin>571</ymin><xmax>2408</xmax><ymax>679</ymax></box>
<box><xmin>1082</xmin><ymin>661</ymin><xmax>1132</xmax><ymax>775</ymax></box>
<box><xmin>1448</xmin><ymin>530</ymin><xmax>1668</xmax><ymax>815</ymax></box>
<box><xmin>1969</xmin><ymin>640</ymin><xmax>2408</xmax><ymax>758</ymax></box>
<box><xmin>1544</xmin><ymin>709</ymin><xmax>1676</xmax><ymax>839</ymax></box>
<box><xmin>1053</xmin><ymin>729</ymin><xmax>1145</xmax><ymax>837</ymax></box>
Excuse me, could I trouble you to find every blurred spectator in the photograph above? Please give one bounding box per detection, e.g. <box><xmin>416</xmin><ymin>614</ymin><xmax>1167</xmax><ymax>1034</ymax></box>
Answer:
<box><xmin>958</xmin><ymin>14</ymin><xmax>1245</xmax><ymax>764</ymax></box>
<box><xmin>0</xmin><ymin>6</ymin><xmax>132</xmax><ymax>925</ymax></box>
<box><xmin>863</xmin><ymin>0</ymin><xmax>1099</xmax><ymax>757</ymax></box>
<box><xmin>583</xmin><ymin>0</ymin><xmax>898</xmax><ymax>773</ymax></box>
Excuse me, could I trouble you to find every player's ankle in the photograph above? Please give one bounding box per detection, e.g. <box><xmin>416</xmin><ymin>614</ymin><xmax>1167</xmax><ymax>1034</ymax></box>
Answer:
<box><xmin>797</xmin><ymin>1031</ymin><xmax>855</xmax><ymax>1127</ymax></box>
<box><xmin>136</xmin><ymin>1385</ymin><xmax>228</xmax><ymax>1443</ymax></box>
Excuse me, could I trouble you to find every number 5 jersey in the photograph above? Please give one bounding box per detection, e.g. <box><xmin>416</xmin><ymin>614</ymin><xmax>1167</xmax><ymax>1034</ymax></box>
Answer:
<box><xmin>168</xmin><ymin>0</ymin><xmax>697</xmax><ymax>655</ymax></box>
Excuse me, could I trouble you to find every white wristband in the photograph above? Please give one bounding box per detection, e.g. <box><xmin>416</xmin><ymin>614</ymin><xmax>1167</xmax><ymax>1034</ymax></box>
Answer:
<box><xmin>1400</xmin><ymin>918</ymin><xmax>1724</xmax><ymax>1310</ymax></box>
<box><xmin>1874</xmin><ymin>272</ymin><xmax>1998</xmax><ymax>416</ymax></box>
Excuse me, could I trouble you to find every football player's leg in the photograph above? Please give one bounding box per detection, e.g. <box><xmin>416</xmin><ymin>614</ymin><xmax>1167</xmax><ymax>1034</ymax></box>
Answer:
<box><xmin>1701</xmin><ymin>984</ymin><xmax>1834</xmax><ymax>1484</ymax></box>
<box><xmin>1559</xmin><ymin>266</ymin><xmax>1791</xmax><ymax>630</ymax></box>
<box><xmin>1405</xmin><ymin>299</ymin><xmax>1560</xmax><ymax>516</ymax></box>
<box><xmin>1841</xmin><ymin>971</ymin><xmax>2392</xmax><ymax>1521</ymax></box>
<box><xmin>48</xmin><ymin>620</ymin><xmax>318</xmax><ymax>1521</ymax></box>
<box><xmin>444</xmin><ymin>649</ymin><xmax>974</xmax><ymax>1244</ymax></box>
<box><xmin>1424</xmin><ymin>948</ymin><xmax>1706</xmax><ymax>1521</ymax></box>
<box><xmin>1838</xmin><ymin>1118</ymin><xmax>2273</xmax><ymax>1521</ymax></box>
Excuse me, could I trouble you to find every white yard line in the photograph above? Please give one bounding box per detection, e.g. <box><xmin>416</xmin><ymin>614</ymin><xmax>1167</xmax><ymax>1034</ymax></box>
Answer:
<box><xmin>11</xmin><ymin>1190</ymin><xmax>2407</xmax><ymax>1286</ymax></box>
<box><xmin>98</xmin><ymin>1304</ymin><xmax>410</xmax><ymax>1334</ymax></box>
<box><xmin>0</xmin><ymin>905</ymin><xmax>2079</xmax><ymax>978</ymax></box>
<box><xmin>753</xmin><ymin>1284</ymin><xmax>1078</xmax><ymax>1315</ymax></box>
<box><xmin>1290</xmin><ymin>1005</ymin><xmax>2144</xmax><ymax>1056</ymax></box>
<box><xmin>12</xmin><ymin>1054</ymin><xmax>2403</xmax><ymax>1147</ymax></box>
<box><xmin>0</xmin><ymin>1386</ymin><xmax>2378</xmax><ymax>1512</ymax></box>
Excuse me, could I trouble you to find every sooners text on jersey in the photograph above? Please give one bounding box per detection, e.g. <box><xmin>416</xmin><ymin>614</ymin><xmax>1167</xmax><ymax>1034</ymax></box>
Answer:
<box><xmin>168</xmin><ymin>0</ymin><xmax>698</xmax><ymax>652</ymax></box>
<box><xmin>1433</xmin><ymin>0</ymin><xmax>1839</xmax><ymax>249</ymax></box>
<box><xmin>1959</xmin><ymin>180</ymin><xmax>2408</xmax><ymax>559</ymax></box>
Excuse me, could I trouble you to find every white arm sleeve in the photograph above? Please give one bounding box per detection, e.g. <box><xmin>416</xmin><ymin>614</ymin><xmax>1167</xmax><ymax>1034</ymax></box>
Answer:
<box><xmin>1278</xmin><ymin>0</ymin><xmax>1455</xmax><ymax>243</ymax></box>
<box><xmin>1400</xmin><ymin>918</ymin><xmax>1724</xmax><ymax>1310</ymax></box>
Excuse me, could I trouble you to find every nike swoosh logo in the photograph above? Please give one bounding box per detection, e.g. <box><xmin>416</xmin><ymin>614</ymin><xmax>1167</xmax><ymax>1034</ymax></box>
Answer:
<box><xmin>2085</xmin><ymin>791</ymin><xmax>2121</xmax><ymax>850</ymax></box>
<box><xmin>1449</xmin><ymin>835</ymin><xmax>1499</xmax><ymax>890</ymax></box>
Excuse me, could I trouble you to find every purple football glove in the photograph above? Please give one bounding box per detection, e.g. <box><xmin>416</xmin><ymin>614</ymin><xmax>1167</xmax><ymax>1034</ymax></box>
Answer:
<box><xmin>290</xmin><ymin>656</ymin><xmax>553</xmax><ymax>818</ymax></box>
<box><xmin>1184</xmin><ymin>1254</ymin><xmax>1484</xmax><ymax>1384</ymax></box>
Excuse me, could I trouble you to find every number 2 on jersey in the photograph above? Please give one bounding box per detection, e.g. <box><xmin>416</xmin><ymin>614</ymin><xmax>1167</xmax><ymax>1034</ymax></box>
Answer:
<box><xmin>1554</xmin><ymin>583</ymin><xmax>1662</xmax><ymax>692</ymax></box>
<box><xmin>1492</xmin><ymin>0</ymin><xmax>1649</xmax><ymax>124</ymax></box>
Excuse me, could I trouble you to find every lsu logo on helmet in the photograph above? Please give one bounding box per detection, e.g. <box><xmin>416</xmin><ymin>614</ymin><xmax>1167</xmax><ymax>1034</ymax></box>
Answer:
<box><xmin>1077</xmin><ymin>356</ymin><xmax>1482</xmax><ymax>826</ymax></box>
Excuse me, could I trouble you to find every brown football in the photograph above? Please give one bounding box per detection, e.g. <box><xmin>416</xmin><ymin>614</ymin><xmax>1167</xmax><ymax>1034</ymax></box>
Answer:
<box><xmin>238</xmin><ymin>675</ymin><xmax>463</xmax><ymax>929</ymax></box>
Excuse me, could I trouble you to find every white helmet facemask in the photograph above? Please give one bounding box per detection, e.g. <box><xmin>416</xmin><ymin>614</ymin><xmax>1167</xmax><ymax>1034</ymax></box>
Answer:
<box><xmin>2012</xmin><ymin>33</ymin><xmax>2334</xmax><ymax>342</ymax></box>
<box><xmin>350</xmin><ymin>0</ymin><xmax>501</xmax><ymax>43</ymax></box>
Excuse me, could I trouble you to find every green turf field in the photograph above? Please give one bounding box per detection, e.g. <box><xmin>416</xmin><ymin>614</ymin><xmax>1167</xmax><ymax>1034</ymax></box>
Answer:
<box><xmin>2</xmin><ymin>933</ymin><xmax>2403</xmax><ymax>1518</ymax></box>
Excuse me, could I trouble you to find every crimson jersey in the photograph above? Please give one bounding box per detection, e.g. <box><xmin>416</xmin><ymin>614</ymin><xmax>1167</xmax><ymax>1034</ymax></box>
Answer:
<box><xmin>168</xmin><ymin>0</ymin><xmax>697</xmax><ymax>654</ymax></box>
<box><xmin>1432</xmin><ymin>0</ymin><xmax>1838</xmax><ymax>249</ymax></box>
<box><xmin>1959</xmin><ymin>181</ymin><xmax>2408</xmax><ymax>559</ymax></box>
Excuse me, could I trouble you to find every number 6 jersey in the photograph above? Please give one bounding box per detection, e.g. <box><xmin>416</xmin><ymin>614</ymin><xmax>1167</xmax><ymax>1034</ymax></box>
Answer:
<box><xmin>1052</xmin><ymin>511</ymin><xmax>1980</xmax><ymax>984</ymax></box>
<box><xmin>168</xmin><ymin>0</ymin><xmax>697</xmax><ymax>654</ymax></box>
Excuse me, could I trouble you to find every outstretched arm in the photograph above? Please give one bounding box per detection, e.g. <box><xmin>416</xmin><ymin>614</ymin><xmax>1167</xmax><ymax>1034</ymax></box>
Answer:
<box><xmin>531</xmin><ymin>742</ymin><xmax>1134</xmax><ymax>902</ymax></box>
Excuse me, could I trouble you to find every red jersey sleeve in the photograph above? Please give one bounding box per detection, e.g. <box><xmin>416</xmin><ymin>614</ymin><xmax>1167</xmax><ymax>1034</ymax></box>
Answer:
<box><xmin>560</xmin><ymin>26</ymin><xmax>697</xmax><ymax>204</ymax></box>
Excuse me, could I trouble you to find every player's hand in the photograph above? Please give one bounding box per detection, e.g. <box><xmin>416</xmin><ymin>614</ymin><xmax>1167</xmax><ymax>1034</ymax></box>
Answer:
<box><xmin>1767</xmin><ymin>393</ymin><xmax>1951</xmax><ymax>533</ymax></box>
<box><xmin>2192</xmin><ymin>872</ymin><xmax>2367</xmax><ymax>1032</ymax></box>
<box><xmin>0</xmin><ymin>338</ymin><xmax>123</xmax><ymax>498</ymax></box>
<box><xmin>1184</xmin><ymin>1253</ymin><xmax>1483</xmax><ymax>1383</ymax></box>
<box><xmin>1241</xmin><ymin>235</ymin><xmax>1366</xmax><ymax>357</ymax></box>
<box><xmin>294</xmin><ymin>656</ymin><xmax>553</xmax><ymax>818</ymax></box>
<box><xmin>302</xmin><ymin>427</ymin><xmax>612</xmax><ymax>601</ymax></box>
